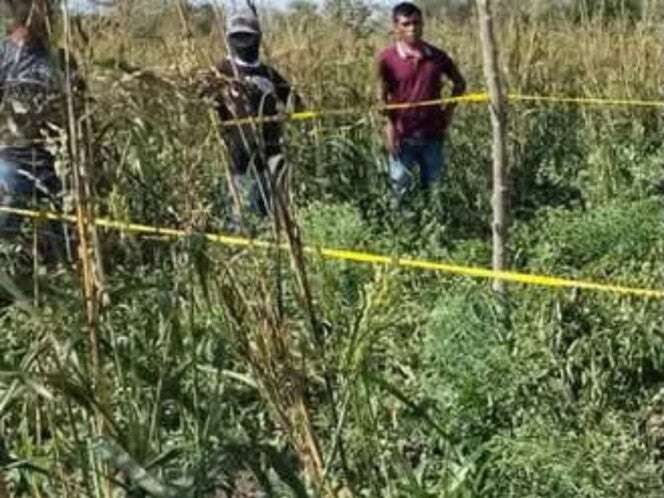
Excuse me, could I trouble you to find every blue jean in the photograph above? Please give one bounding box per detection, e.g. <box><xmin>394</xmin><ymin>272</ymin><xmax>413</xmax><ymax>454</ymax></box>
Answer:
<box><xmin>231</xmin><ymin>170</ymin><xmax>271</xmax><ymax>218</ymax></box>
<box><xmin>0</xmin><ymin>155</ymin><xmax>65</xmax><ymax>253</ymax></box>
<box><xmin>227</xmin><ymin>153</ymin><xmax>286</xmax><ymax>231</ymax></box>
<box><xmin>389</xmin><ymin>138</ymin><xmax>446</xmax><ymax>205</ymax></box>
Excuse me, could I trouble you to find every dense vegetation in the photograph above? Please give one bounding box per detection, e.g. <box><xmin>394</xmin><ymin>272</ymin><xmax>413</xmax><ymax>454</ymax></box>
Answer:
<box><xmin>0</xmin><ymin>1</ymin><xmax>662</xmax><ymax>496</ymax></box>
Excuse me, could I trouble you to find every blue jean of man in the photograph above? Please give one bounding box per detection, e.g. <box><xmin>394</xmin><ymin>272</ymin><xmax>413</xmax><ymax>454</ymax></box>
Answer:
<box><xmin>389</xmin><ymin>138</ymin><xmax>447</xmax><ymax>205</ymax></box>
<box><xmin>227</xmin><ymin>153</ymin><xmax>286</xmax><ymax>232</ymax></box>
<box><xmin>0</xmin><ymin>153</ymin><xmax>64</xmax><ymax>248</ymax></box>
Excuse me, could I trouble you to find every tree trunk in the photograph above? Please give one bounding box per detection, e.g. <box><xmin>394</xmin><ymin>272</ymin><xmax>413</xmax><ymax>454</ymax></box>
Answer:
<box><xmin>477</xmin><ymin>0</ymin><xmax>509</xmax><ymax>293</ymax></box>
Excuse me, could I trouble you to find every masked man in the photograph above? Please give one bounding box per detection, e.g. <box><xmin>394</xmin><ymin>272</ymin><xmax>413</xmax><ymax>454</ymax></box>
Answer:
<box><xmin>210</xmin><ymin>6</ymin><xmax>301</xmax><ymax>229</ymax></box>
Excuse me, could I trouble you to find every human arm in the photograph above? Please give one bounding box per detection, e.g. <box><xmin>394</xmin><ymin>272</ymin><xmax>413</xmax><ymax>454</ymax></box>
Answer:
<box><xmin>440</xmin><ymin>54</ymin><xmax>467</xmax><ymax>133</ymax></box>
<box><xmin>376</xmin><ymin>55</ymin><xmax>399</xmax><ymax>155</ymax></box>
<box><xmin>195</xmin><ymin>62</ymin><xmax>242</xmax><ymax>125</ymax></box>
<box><xmin>270</xmin><ymin>67</ymin><xmax>304</xmax><ymax>112</ymax></box>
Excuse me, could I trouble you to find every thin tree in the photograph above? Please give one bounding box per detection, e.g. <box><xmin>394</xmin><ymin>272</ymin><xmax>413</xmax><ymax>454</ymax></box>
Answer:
<box><xmin>477</xmin><ymin>0</ymin><xmax>509</xmax><ymax>293</ymax></box>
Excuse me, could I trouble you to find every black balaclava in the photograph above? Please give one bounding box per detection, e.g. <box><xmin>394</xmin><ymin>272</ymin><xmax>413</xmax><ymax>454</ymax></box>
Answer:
<box><xmin>228</xmin><ymin>33</ymin><xmax>261</xmax><ymax>64</ymax></box>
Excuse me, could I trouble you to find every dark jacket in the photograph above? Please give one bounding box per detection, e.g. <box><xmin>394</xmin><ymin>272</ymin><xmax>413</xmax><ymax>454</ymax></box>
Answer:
<box><xmin>213</xmin><ymin>58</ymin><xmax>300</xmax><ymax>175</ymax></box>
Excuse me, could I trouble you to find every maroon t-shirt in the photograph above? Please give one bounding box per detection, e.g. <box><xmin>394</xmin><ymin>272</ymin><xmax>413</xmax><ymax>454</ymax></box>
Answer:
<box><xmin>378</xmin><ymin>42</ymin><xmax>458</xmax><ymax>141</ymax></box>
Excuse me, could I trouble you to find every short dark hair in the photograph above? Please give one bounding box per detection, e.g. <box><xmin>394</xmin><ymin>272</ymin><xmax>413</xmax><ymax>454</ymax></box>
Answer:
<box><xmin>392</xmin><ymin>2</ymin><xmax>422</xmax><ymax>21</ymax></box>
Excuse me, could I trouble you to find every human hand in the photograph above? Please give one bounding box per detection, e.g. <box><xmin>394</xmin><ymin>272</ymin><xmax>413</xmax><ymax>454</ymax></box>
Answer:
<box><xmin>385</xmin><ymin>122</ymin><xmax>400</xmax><ymax>155</ymax></box>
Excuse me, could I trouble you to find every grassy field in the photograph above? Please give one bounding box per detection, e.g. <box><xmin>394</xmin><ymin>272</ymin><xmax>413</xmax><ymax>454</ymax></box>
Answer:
<box><xmin>0</xmin><ymin>2</ymin><xmax>663</xmax><ymax>497</ymax></box>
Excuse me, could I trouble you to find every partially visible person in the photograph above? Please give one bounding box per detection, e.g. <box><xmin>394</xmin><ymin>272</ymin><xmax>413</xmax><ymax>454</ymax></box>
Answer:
<box><xmin>377</xmin><ymin>2</ymin><xmax>466</xmax><ymax>209</ymax></box>
<box><xmin>205</xmin><ymin>4</ymin><xmax>301</xmax><ymax>231</ymax></box>
<box><xmin>0</xmin><ymin>0</ymin><xmax>84</xmax><ymax>258</ymax></box>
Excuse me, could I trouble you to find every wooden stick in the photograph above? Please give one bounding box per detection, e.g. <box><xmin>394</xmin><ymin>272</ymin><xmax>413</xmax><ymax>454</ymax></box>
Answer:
<box><xmin>477</xmin><ymin>0</ymin><xmax>509</xmax><ymax>294</ymax></box>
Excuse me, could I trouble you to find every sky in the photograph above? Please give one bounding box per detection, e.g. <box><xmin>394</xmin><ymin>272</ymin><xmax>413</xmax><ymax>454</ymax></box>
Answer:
<box><xmin>231</xmin><ymin>0</ymin><xmax>393</xmax><ymax>8</ymax></box>
<box><xmin>71</xmin><ymin>0</ymin><xmax>395</xmax><ymax>13</ymax></box>
<box><xmin>259</xmin><ymin>0</ymin><xmax>392</xmax><ymax>8</ymax></box>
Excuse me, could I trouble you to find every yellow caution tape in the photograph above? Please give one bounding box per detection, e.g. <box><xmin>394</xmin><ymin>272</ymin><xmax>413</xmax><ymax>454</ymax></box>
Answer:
<box><xmin>222</xmin><ymin>93</ymin><xmax>489</xmax><ymax>127</ymax></box>
<box><xmin>1</xmin><ymin>206</ymin><xmax>662</xmax><ymax>299</ymax></box>
<box><xmin>509</xmin><ymin>94</ymin><xmax>664</xmax><ymax>108</ymax></box>
<box><xmin>219</xmin><ymin>92</ymin><xmax>664</xmax><ymax>127</ymax></box>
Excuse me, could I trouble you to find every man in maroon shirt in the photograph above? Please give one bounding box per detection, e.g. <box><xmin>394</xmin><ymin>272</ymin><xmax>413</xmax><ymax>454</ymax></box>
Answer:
<box><xmin>377</xmin><ymin>2</ymin><xmax>466</xmax><ymax>208</ymax></box>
